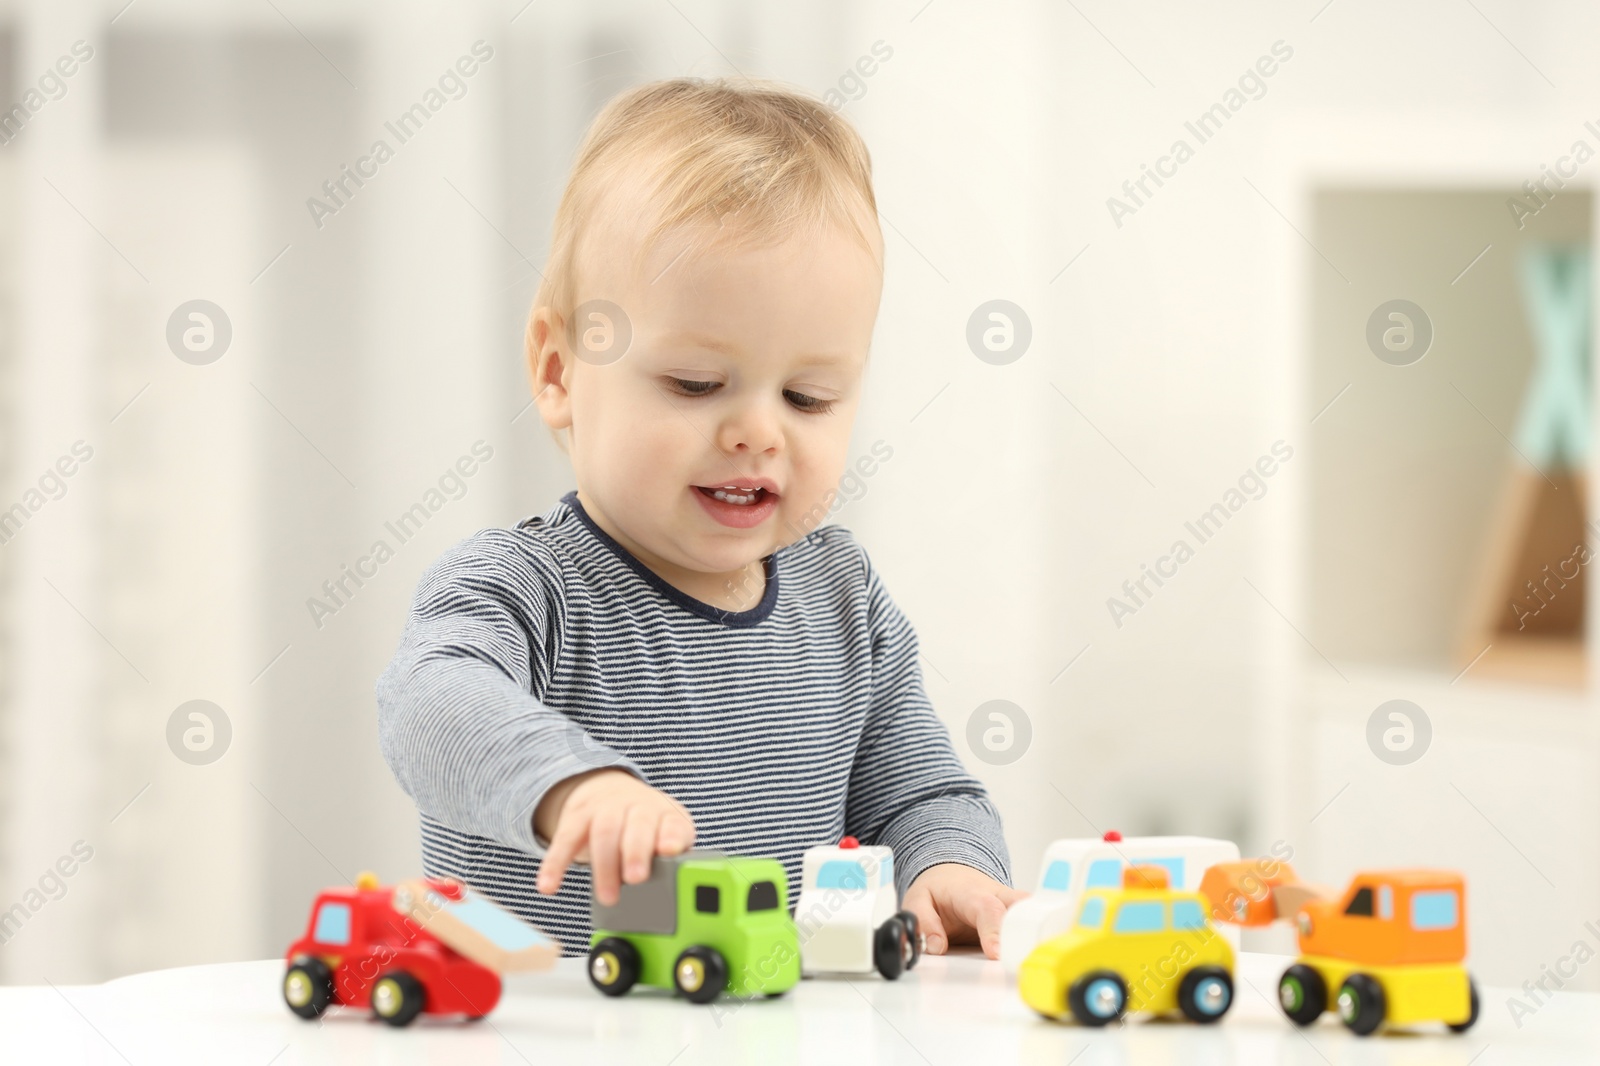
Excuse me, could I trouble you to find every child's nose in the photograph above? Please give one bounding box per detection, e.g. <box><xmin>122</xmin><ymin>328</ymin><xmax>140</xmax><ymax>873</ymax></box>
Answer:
<box><xmin>716</xmin><ymin>398</ymin><xmax>783</xmax><ymax>456</ymax></box>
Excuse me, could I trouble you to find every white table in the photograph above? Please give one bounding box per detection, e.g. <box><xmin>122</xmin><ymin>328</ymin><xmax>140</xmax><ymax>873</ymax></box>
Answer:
<box><xmin>1</xmin><ymin>951</ymin><xmax>1594</xmax><ymax>1065</ymax></box>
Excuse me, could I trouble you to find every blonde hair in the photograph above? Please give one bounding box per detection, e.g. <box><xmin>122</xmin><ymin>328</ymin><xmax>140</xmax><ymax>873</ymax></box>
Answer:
<box><xmin>528</xmin><ymin>77</ymin><xmax>880</xmax><ymax>357</ymax></box>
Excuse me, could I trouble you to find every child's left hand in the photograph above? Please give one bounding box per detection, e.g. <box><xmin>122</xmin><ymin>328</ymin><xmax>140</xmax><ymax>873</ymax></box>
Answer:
<box><xmin>902</xmin><ymin>863</ymin><xmax>1026</xmax><ymax>958</ymax></box>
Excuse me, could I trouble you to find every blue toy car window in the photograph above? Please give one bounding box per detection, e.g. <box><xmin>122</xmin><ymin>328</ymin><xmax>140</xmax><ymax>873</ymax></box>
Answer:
<box><xmin>1042</xmin><ymin>861</ymin><xmax>1072</xmax><ymax>891</ymax></box>
<box><xmin>1378</xmin><ymin>885</ymin><xmax>1394</xmax><ymax>920</ymax></box>
<box><xmin>1076</xmin><ymin>897</ymin><xmax>1106</xmax><ymax>928</ymax></box>
<box><xmin>1112</xmin><ymin>901</ymin><xmax>1165</xmax><ymax>933</ymax></box>
<box><xmin>747</xmin><ymin>881</ymin><xmax>779</xmax><ymax>912</ymax></box>
<box><xmin>1171</xmin><ymin>900</ymin><xmax>1206</xmax><ymax>930</ymax></box>
<box><xmin>1410</xmin><ymin>890</ymin><xmax>1459</xmax><ymax>930</ymax></box>
<box><xmin>816</xmin><ymin>860</ymin><xmax>868</xmax><ymax>890</ymax></box>
<box><xmin>313</xmin><ymin>902</ymin><xmax>351</xmax><ymax>945</ymax></box>
<box><xmin>880</xmin><ymin>855</ymin><xmax>894</xmax><ymax>887</ymax></box>
<box><xmin>1142</xmin><ymin>857</ymin><xmax>1185</xmax><ymax>885</ymax></box>
<box><xmin>1086</xmin><ymin>859</ymin><xmax>1122</xmax><ymax>887</ymax></box>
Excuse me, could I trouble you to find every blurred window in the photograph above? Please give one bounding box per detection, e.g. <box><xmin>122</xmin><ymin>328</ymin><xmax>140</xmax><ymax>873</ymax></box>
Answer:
<box><xmin>816</xmin><ymin>861</ymin><xmax>868</xmax><ymax>890</ymax></box>
<box><xmin>1411</xmin><ymin>891</ymin><xmax>1459</xmax><ymax>931</ymax></box>
<box><xmin>1086</xmin><ymin>859</ymin><xmax>1121</xmax><ymax>887</ymax></box>
<box><xmin>1113</xmin><ymin>901</ymin><xmax>1166</xmax><ymax>933</ymax></box>
<box><xmin>747</xmin><ymin>882</ymin><xmax>778</xmax><ymax>912</ymax></box>
<box><xmin>1042</xmin><ymin>861</ymin><xmax>1072</xmax><ymax>891</ymax></box>
<box><xmin>313</xmin><ymin>902</ymin><xmax>351</xmax><ymax>945</ymax></box>
<box><xmin>1077</xmin><ymin>897</ymin><xmax>1106</xmax><ymax>928</ymax></box>
<box><xmin>1344</xmin><ymin>887</ymin><xmax>1374</xmax><ymax>916</ymax></box>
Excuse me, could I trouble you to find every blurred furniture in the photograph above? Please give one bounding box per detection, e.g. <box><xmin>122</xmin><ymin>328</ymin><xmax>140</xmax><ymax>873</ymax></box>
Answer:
<box><xmin>1459</xmin><ymin>245</ymin><xmax>1592</xmax><ymax>684</ymax></box>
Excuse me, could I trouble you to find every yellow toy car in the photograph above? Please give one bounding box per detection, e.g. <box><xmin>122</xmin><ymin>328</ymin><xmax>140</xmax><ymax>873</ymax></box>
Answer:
<box><xmin>1018</xmin><ymin>865</ymin><xmax>1235</xmax><ymax>1026</ymax></box>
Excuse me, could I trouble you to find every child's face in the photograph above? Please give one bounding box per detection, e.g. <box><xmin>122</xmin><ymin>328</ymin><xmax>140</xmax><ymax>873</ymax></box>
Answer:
<box><xmin>534</xmin><ymin>216</ymin><xmax>883</xmax><ymax>585</ymax></box>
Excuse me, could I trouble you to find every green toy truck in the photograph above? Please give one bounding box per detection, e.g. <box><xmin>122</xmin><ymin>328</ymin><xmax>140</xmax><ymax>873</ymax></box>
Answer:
<box><xmin>587</xmin><ymin>850</ymin><xmax>800</xmax><ymax>1003</ymax></box>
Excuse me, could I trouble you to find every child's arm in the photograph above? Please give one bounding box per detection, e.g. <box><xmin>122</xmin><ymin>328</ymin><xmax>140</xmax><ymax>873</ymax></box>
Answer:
<box><xmin>376</xmin><ymin>531</ymin><xmax>689</xmax><ymax>891</ymax></box>
<box><xmin>844</xmin><ymin>553</ymin><xmax>1017</xmax><ymax>957</ymax></box>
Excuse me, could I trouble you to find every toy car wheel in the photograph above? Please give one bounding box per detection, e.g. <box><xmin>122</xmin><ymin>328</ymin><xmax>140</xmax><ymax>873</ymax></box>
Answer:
<box><xmin>895</xmin><ymin>910</ymin><xmax>923</xmax><ymax>970</ymax></box>
<box><xmin>874</xmin><ymin>917</ymin><xmax>911</xmax><ymax>980</ymax></box>
<box><xmin>588</xmin><ymin>937</ymin><xmax>640</xmax><ymax>997</ymax></box>
<box><xmin>1067</xmin><ymin>970</ymin><xmax>1128</xmax><ymax>1027</ymax></box>
<box><xmin>1447</xmin><ymin>976</ymin><xmax>1480</xmax><ymax>1033</ymax></box>
<box><xmin>283</xmin><ymin>958</ymin><xmax>334</xmax><ymax>1020</ymax></box>
<box><xmin>673</xmin><ymin>946</ymin><xmax>728</xmax><ymax>1004</ymax></box>
<box><xmin>371</xmin><ymin>970</ymin><xmax>426</xmax><ymax>1027</ymax></box>
<box><xmin>1277</xmin><ymin>963</ymin><xmax>1327</xmax><ymax>1027</ymax></box>
<box><xmin>1336</xmin><ymin>972</ymin><xmax>1386</xmax><ymax>1037</ymax></box>
<box><xmin>1177</xmin><ymin>966</ymin><xmax>1233</xmax><ymax>1023</ymax></box>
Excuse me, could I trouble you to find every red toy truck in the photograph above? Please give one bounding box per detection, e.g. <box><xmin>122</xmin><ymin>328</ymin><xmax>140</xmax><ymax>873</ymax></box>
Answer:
<box><xmin>283</xmin><ymin>872</ymin><xmax>558</xmax><ymax>1026</ymax></box>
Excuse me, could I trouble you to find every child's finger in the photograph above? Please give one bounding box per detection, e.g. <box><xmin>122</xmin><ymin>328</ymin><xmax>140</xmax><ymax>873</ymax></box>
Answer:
<box><xmin>957</xmin><ymin>892</ymin><xmax>1009</xmax><ymax>960</ymax></box>
<box><xmin>903</xmin><ymin>885</ymin><xmax>947</xmax><ymax>954</ymax></box>
<box><xmin>588</xmin><ymin>809</ymin><xmax>626</xmax><ymax>906</ymax></box>
<box><xmin>657</xmin><ymin>809</ymin><xmax>695</xmax><ymax>854</ymax></box>
<box><xmin>537</xmin><ymin>815</ymin><xmax>588</xmax><ymax>895</ymax></box>
<box><xmin>620</xmin><ymin>807</ymin><xmax>661</xmax><ymax>884</ymax></box>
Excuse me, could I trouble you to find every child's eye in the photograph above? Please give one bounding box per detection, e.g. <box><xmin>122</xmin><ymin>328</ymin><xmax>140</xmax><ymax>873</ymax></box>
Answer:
<box><xmin>665</xmin><ymin>377</ymin><xmax>720</xmax><ymax>397</ymax></box>
<box><xmin>784</xmin><ymin>389</ymin><xmax>835</xmax><ymax>414</ymax></box>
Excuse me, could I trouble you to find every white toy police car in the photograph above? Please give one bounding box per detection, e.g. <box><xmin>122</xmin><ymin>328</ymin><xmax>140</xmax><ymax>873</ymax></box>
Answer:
<box><xmin>795</xmin><ymin>837</ymin><xmax>922</xmax><ymax>979</ymax></box>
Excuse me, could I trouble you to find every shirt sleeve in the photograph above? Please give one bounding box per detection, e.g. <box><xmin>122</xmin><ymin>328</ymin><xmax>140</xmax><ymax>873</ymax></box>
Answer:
<box><xmin>844</xmin><ymin>548</ymin><xmax>1013</xmax><ymax>896</ymax></box>
<box><xmin>375</xmin><ymin>529</ymin><xmax>642</xmax><ymax>857</ymax></box>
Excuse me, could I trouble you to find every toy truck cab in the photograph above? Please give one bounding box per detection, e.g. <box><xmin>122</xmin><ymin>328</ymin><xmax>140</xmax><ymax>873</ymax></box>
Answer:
<box><xmin>1286</xmin><ymin>871</ymin><xmax>1476</xmax><ymax>1035</ymax></box>
<box><xmin>1000</xmin><ymin>832</ymin><xmax>1240</xmax><ymax>972</ymax></box>
<box><xmin>588</xmin><ymin>850</ymin><xmax>801</xmax><ymax>1003</ymax></box>
<box><xmin>1296</xmin><ymin>871</ymin><xmax>1466</xmax><ymax>965</ymax></box>
<box><xmin>795</xmin><ymin>837</ymin><xmax>922</xmax><ymax>979</ymax></box>
<box><xmin>1018</xmin><ymin>865</ymin><xmax>1236</xmax><ymax>1027</ymax></box>
<box><xmin>283</xmin><ymin>872</ymin><xmax>557</xmax><ymax>1027</ymax></box>
<box><xmin>1201</xmin><ymin>863</ymin><xmax>1479</xmax><ymax>1035</ymax></box>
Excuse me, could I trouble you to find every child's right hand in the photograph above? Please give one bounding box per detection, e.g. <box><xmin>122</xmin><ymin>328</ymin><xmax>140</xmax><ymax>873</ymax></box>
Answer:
<box><xmin>533</xmin><ymin>768</ymin><xmax>695</xmax><ymax>904</ymax></box>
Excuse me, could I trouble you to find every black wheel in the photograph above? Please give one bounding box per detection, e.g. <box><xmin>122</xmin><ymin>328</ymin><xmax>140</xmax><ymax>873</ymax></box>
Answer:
<box><xmin>874</xmin><ymin>917</ymin><xmax>910</xmax><ymax>980</ymax></box>
<box><xmin>1067</xmin><ymin>970</ymin><xmax>1128</xmax><ymax>1027</ymax></box>
<box><xmin>1277</xmin><ymin>963</ymin><xmax>1327</xmax><ymax>1027</ymax></box>
<box><xmin>1177</xmin><ymin>966</ymin><xmax>1233</xmax><ymax>1023</ymax></box>
<box><xmin>673</xmin><ymin>946</ymin><xmax>728</xmax><ymax>1004</ymax></box>
<box><xmin>588</xmin><ymin>937</ymin><xmax>640</xmax><ymax>997</ymax></box>
<box><xmin>895</xmin><ymin>910</ymin><xmax>923</xmax><ymax>970</ymax></box>
<box><xmin>1337</xmin><ymin>973</ymin><xmax>1386</xmax><ymax>1037</ymax></box>
<box><xmin>1447</xmin><ymin>976</ymin><xmax>1480</xmax><ymax>1033</ymax></box>
<box><xmin>370</xmin><ymin>970</ymin><xmax>426</xmax><ymax>1027</ymax></box>
<box><xmin>283</xmin><ymin>958</ymin><xmax>334</xmax><ymax>1020</ymax></box>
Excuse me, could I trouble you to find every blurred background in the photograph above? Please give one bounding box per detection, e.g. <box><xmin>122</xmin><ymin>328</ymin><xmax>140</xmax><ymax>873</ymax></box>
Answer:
<box><xmin>1</xmin><ymin>0</ymin><xmax>1596</xmax><ymax>1003</ymax></box>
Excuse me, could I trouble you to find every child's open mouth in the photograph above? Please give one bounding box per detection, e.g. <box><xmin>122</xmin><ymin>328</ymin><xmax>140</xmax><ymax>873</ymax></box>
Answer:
<box><xmin>691</xmin><ymin>483</ymin><xmax>780</xmax><ymax>529</ymax></box>
<box><xmin>696</xmin><ymin>485</ymin><xmax>766</xmax><ymax>505</ymax></box>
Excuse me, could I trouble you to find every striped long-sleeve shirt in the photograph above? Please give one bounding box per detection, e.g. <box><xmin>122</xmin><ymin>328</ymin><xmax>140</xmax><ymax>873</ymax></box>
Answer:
<box><xmin>376</xmin><ymin>490</ymin><xmax>1010</xmax><ymax>955</ymax></box>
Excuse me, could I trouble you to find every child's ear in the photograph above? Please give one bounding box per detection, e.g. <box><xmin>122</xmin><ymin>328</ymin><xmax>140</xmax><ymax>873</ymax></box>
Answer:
<box><xmin>528</xmin><ymin>307</ymin><xmax>574</xmax><ymax>431</ymax></box>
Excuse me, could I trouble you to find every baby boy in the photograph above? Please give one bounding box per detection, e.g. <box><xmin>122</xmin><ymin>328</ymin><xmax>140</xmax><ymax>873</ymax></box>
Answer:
<box><xmin>377</xmin><ymin>77</ymin><xmax>1018</xmax><ymax>958</ymax></box>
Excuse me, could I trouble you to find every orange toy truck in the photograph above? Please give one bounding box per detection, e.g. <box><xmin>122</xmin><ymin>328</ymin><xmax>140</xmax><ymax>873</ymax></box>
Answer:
<box><xmin>1201</xmin><ymin>862</ymin><xmax>1478</xmax><ymax>1036</ymax></box>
